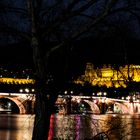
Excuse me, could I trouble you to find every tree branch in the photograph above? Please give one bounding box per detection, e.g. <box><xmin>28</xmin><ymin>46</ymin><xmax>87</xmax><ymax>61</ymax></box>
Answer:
<box><xmin>0</xmin><ymin>6</ymin><xmax>28</xmax><ymax>15</ymax></box>
<box><xmin>0</xmin><ymin>26</ymin><xmax>31</xmax><ymax>41</ymax></box>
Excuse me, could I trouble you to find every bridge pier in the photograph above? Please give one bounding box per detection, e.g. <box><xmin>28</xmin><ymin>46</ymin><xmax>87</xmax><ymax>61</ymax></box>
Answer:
<box><xmin>66</xmin><ymin>97</ymin><xmax>72</xmax><ymax>114</ymax></box>
<box><xmin>24</xmin><ymin>100</ymin><xmax>35</xmax><ymax>114</ymax></box>
<box><xmin>100</xmin><ymin>102</ymin><xmax>106</xmax><ymax>114</ymax></box>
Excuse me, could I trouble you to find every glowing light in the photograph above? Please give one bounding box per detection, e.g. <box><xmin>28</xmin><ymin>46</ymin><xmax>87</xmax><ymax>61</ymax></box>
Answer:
<box><xmin>19</xmin><ymin>89</ymin><xmax>23</xmax><ymax>93</ymax></box>
<box><xmin>70</xmin><ymin>91</ymin><xmax>73</xmax><ymax>94</ymax></box>
<box><xmin>25</xmin><ymin>88</ymin><xmax>29</xmax><ymax>93</ymax></box>
<box><xmin>75</xmin><ymin>63</ymin><xmax>140</xmax><ymax>88</ymax></box>
<box><xmin>103</xmin><ymin>92</ymin><xmax>107</xmax><ymax>96</ymax></box>
<box><xmin>0</xmin><ymin>78</ymin><xmax>35</xmax><ymax>84</ymax></box>
<box><xmin>133</xmin><ymin>96</ymin><xmax>136</xmax><ymax>100</ymax></box>
<box><xmin>31</xmin><ymin>89</ymin><xmax>35</xmax><ymax>92</ymax></box>
<box><xmin>126</xmin><ymin>96</ymin><xmax>130</xmax><ymax>100</ymax></box>
<box><xmin>97</xmin><ymin>92</ymin><xmax>102</xmax><ymax>96</ymax></box>
<box><xmin>77</xmin><ymin>99</ymin><xmax>81</xmax><ymax>103</ymax></box>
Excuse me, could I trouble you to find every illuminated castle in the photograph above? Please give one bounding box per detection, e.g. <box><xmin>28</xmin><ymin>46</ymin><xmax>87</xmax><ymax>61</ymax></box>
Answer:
<box><xmin>75</xmin><ymin>63</ymin><xmax>140</xmax><ymax>88</ymax></box>
<box><xmin>1</xmin><ymin>63</ymin><xmax>140</xmax><ymax>89</ymax></box>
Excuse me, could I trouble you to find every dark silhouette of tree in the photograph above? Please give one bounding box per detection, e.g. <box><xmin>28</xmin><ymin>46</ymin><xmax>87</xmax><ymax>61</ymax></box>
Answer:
<box><xmin>0</xmin><ymin>0</ymin><xmax>140</xmax><ymax>140</ymax></box>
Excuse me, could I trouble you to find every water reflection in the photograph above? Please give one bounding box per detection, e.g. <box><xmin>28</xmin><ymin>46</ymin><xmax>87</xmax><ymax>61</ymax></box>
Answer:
<box><xmin>0</xmin><ymin>114</ymin><xmax>140</xmax><ymax>140</ymax></box>
<box><xmin>49</xmin><ymin>114</ymin><xmax>140</xmax><ymax>140</ymax></box>
<box><xmin>0</xmin><ymin>114</ymin><xmax>34</xmax><ymax>140</ymax></box>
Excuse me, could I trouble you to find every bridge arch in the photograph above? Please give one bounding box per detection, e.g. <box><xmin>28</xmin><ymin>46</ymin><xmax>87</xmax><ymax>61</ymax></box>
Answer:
<box><xmin>0</xmin><ymin>96</ymin><xmax>26</xmax><ymax>114</ymax></box>
<box><xmin>84</xmin><ymin>100</ymin><xmax>100</xmax><ymax>114</ymax></box>
<box><xmin>114</xmin><ymin>102</ymin><xmax>129</xmax><ymax>114</ymax></box>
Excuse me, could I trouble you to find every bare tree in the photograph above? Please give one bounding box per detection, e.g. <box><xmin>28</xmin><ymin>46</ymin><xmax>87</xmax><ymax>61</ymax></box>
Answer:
<box><xmin>0</xmin><ymin>0</ymin><xmax>140</xmax><ymax>139</ymax></box>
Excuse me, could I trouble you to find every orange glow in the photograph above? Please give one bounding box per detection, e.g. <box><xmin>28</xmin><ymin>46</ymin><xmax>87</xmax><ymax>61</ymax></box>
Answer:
<box><xmin>75</xmin><ymin>63</ymin><xmax>140</xmax><ymax>88</ymax></box>
<box><xmin>0</xmin><ymin>78</ymin><xmax>35</xmax><ymax>84</ymax></box>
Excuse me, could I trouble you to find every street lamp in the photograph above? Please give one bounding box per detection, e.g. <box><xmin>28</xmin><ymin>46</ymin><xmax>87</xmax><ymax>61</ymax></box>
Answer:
<box><xmin>25</xmin><ymin>88</ymin><xmax>29</xmax><ymax>93</ymax></box>
<box><xmin>19</xmin><ymin>89</ymin><xmax>23</xmax><ymax>93</ymax></box>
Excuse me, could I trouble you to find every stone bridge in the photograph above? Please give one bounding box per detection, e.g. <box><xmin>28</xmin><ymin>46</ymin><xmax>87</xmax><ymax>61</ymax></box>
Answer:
<box><xmin>0</xmin><ymin>93</ymin><xmax>35</xmax><ymax>114</ymax></box>
<box><xmin>69</xmin><ymin>96</ymin><xmax>140</xmax><ymax>114</ymax></box>
<box><xmin>0</xmin><ymin>93</ymin><xmax>140</xmax><ymax>114</ymax></box>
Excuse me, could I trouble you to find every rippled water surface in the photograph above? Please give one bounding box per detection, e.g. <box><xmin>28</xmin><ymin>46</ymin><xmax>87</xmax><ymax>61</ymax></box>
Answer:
<box><xmin>0</xmin><ymin>114</ymin><xmax>34</xmax><ymax>140</ymax></box>
<box><xmin>0</xmin><ymin>114</ymin><xmax>140</xmax><ymax>140</ymax></box>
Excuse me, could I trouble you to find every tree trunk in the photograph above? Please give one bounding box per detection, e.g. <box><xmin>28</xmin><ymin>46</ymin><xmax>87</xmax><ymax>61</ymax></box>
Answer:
<box><xmin>31</xmin><ymin>39</ymin><xmax>58</xmax><ymax>139</ymax></box>
<box><xmin>32</xmin><ymin>93</ymin><xmax>50</xmax><ymax>140</ymax></box>
<box><xmin>32</xmin><ymin>80</ymin><xmax>58</xmax><ymax>140</ymax></box>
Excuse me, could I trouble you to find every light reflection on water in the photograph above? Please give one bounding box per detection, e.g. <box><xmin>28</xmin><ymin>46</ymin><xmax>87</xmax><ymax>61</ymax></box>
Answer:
<box><xmin>0</xmin><ymin>114</ymin><xmax>34</xmax><ymax>140</ymax></box>
<box><xmin>0</xmin><ymin>114</ymin><xmax>140</xmax><ymax>140</ymax></box>
<box><xmin>49</xmin><ymin>114</ymin><xmax>140</xmax><ymax>140</ymax></box>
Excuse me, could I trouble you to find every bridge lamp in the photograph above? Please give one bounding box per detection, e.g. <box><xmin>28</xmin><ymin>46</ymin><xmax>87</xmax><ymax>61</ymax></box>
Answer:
<box><xmin>19</xmin><ymin>89</ymin><xmax>23</xmax><ymax>93</ymax></box>
<box><xmin>70</xmin><ymin>91</ymin><xmax>73</xmax><ymax>94</ymax></box>
<box><xmin>126</xmin><ymin>96</ymin><xmax>130</xmax><ymax>101</ymax></box>
<box><xmin>103</xmin><ymin>92</ymin><xmax>107</xmax><ymax>96</ymax></box>
<box><xmin>31</xmin><ymin>89</ymin><xmax>35</xmax><ymax>92</ymax></box>
<box><xmin>64</xmin><ymin>91</ymin><xmax>68</xmax><ymax>94</ymax></box>
<box><xmin>25</xmin><ymin>88</ymin><xmax>29</xmax><ymax>93</ymax></box>
<box><xmin>97</xmin><ymin>92</ymin><xmax>102</xmax><ymax>96</ymax></box>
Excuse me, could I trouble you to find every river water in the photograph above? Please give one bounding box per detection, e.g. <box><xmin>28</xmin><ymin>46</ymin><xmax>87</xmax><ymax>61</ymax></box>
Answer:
<box><xmin>0</xmin><ymin>113</ymin><xmax>140</xmax><ymax>140</ymax></box>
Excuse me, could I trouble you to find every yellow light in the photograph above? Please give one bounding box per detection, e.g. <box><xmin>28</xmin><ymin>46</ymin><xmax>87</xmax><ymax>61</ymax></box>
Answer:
<box><xmin>0</xmin><ymin>78</ymin><xmax>35</xmax><ymax>84</ymax></box>
<box><xmin>76</xmin><ymin>63</ymin><xmax>140</xmax><ymax>88</ymax></box>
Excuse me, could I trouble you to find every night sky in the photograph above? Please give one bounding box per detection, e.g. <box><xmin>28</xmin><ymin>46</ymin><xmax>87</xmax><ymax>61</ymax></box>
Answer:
<box><xmin>0</xmin><ymin>0</ymin><xmax>140</xmax><ymax>71</ymax></box>
<box><xmin>0</xmin><ymin>42</ymin><xmax>33</xmax><ymax>70</ymax></box>
<box><xmin>0</xmin><ymin>38</ymin><xmax>140</xmax><ymax>72</ymax></box>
